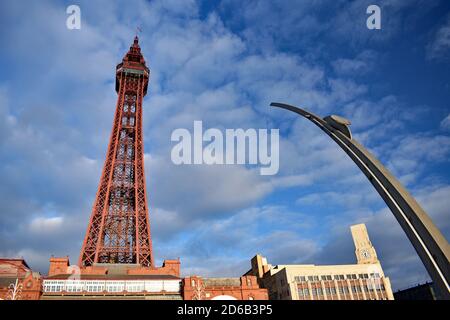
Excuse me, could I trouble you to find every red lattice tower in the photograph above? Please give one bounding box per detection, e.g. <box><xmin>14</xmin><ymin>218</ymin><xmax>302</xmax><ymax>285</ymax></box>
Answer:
<box><xmin>79</xmin><ymin>36</ymin><xmax>153</xmax><ymax>267</ymax></box>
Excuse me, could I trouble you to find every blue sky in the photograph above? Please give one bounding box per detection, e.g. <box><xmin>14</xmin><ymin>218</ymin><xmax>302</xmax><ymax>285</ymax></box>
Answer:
<box><xmin>0</xmin><ymin>0</ymin><xmax>449</xmax><ymax>291</ymax></box>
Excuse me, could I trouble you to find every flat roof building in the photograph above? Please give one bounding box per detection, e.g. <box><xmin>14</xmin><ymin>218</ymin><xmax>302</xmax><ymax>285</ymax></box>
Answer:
<box><xmin>247</xmin><ymin>224</ymin><xmax>394</xmax><ymax>300</ymax></box>
<box><xmin>41</xmin><ymin>257</ymin><xmax>183</xmax><ymax>300</ymax></box>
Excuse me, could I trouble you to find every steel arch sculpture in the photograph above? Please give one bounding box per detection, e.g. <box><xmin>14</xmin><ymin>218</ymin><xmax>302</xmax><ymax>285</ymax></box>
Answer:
<box><xmin>271</xmin><ymin>102</ymin><xmax>450</xmax><ymax>299</ymax></box>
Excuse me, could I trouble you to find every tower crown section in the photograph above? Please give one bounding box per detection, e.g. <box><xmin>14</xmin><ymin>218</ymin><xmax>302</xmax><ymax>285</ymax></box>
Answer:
<box><xmin>115</xmin><ymin>36</ymin><xmax>150</xmax><ymax>95</ymax></box>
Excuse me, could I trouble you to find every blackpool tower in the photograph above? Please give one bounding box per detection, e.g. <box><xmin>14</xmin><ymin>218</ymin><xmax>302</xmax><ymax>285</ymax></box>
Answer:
<box><xmin>79</xmin><ymin>36</ymin><xmax>153</xmax><ymax>267</ymax></box>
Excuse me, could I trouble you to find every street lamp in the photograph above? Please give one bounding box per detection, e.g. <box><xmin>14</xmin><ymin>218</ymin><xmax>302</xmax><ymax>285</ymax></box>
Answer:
<box><xmin>271</xmin><ymin>102</ymin><xmax>450</xmax><ymax>299</ymax></box>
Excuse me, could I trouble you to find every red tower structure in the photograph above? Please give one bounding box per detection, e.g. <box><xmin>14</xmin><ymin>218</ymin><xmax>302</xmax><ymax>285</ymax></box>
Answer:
<box><xmin>79</xmin><ymin>36</ymin><xmax>153</xmax><ymax>267</ymax></box>
<box><xmin>39</xmin><ymin>36</ymin><xmax>265</xmax><ymax>301</ymax></box>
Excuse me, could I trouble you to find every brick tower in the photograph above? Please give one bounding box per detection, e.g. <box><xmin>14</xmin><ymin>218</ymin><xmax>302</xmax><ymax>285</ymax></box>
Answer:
<box><xmin>79</xmin><ymin>36</ymin><xmax>153</xmax><ymax>267</ymax></box>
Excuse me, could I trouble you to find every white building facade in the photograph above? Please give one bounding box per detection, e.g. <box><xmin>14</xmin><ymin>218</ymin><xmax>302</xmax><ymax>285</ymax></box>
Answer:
<box><xmin>248</xmin><ymin>224</ymin><xmax>394</xmax><ymax>300</ymax></box>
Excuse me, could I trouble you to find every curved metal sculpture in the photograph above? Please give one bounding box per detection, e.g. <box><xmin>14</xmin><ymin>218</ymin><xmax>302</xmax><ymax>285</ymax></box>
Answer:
<box><xmin>271</xmin><ymin>102</ymin><xmax>450</xmax><ymax>299</ymax></box>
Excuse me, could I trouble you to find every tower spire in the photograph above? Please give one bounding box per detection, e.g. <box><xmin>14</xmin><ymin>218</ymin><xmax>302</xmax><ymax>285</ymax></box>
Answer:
<box><xmin>135</xmin><ymin>26</ymin><xmax>142</xmax><ymax>42</ymax></box>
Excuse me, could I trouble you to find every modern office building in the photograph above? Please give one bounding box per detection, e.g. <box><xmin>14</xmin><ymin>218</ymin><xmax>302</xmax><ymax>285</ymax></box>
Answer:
<box><xmin>247</xmin><ymin>224</ymin><xmax>394</xmax><ymax>300</ymax></box>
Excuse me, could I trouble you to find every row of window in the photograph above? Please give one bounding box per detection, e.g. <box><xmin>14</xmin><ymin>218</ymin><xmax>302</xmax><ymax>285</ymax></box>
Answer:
<box><xmin>294</xmin><ymin>273</ymin><xmax>381</xmax><ymax>282</ymax></box>
<box><xmin>43</xmin><ymin>280</ymin><xmax>181</xmax><ymax>294</ymax></box>
<box><xmin>298</xmin><ymin>283</ymin><xmax>386</xmax><ymax>298</ymax></box>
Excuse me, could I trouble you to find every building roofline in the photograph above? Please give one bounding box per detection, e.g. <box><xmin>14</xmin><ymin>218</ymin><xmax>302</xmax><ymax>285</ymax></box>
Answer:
<box><xmin>0</xmin><ymin>258</ymin><xmax>31</xmax><ymax>269</ymax></box>
<box><xmin>44</xmin><ymin>274</ymin><xmax>181</xmax><ymax>281</ymax></box>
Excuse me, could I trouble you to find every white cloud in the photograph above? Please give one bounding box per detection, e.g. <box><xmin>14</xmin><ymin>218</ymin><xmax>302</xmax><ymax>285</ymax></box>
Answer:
<box><xmin>440</xmin><ymin>113</ymin><xmax>450</xmax><ymax>131</ymax></box>
<box><xmin>0</xmin><ymin>248</ymin><xmax>52</xmax><ymax>271</ymax></box>
<box><xmin>332</xmin><ymin>50</ymin><xmax>377</xmax><ymax>75</ymax></box>
<box><xmin>154</xmin><ymin>205</ymin><xmax>320</xmax><ymax>277</ymax></box>
<box><xmin>146</xmin><ymin>154</ymin><xmax>273</xmax><ymax>222</ymax></box>
<box><xmin>271</xmin><ymin>174</ymin><xmax>313</xmax><ymax>188</ymax></box>
<box><xmin>415</xmin><ymin>184</ymin><xmax>450</xmax><ymax>231</ymax></box>
<box><xmin>427</xmin><ymin>14</ymin><xmax>450</xmax><ymax>60</ymax></box>
<box><xmin>385</xmin><ymin>134</ymin><xmax>450</xmax><ymax>181</ymax></box>
<box><xmin>296</xmin><ymin>189</ymin><xmax>379</xmax><ymax>209</ymax></box>
<box><xmin>29</xmin><ymin>217</ymin><xmax>64</xmax><ymax>233</ymax></box>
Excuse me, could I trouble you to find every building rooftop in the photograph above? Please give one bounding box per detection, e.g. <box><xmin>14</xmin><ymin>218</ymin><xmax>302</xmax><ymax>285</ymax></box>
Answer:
<box><xmin>45</xmin><ymin>273</ymin><xmax>180</xmax><ymax>281</ymax></box>
<box><xmin>0</xmin><ymin>258</ymin><xmax>30</xmax><ymax>269</ymax></box>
